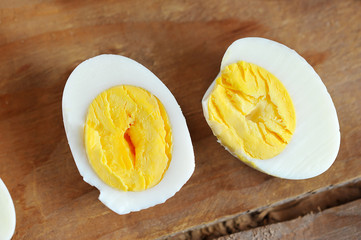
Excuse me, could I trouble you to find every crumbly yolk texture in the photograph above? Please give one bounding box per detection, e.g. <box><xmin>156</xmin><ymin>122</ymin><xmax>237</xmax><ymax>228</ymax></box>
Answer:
<box><xmin>207</xmin><ymin>61</ymin><xmax>296</xmax><ymax>160</ymax></box>
<box><xmin>84</xmin><ymin>85</ymin><xmax>172</xmax><ymax>191</ymax></box>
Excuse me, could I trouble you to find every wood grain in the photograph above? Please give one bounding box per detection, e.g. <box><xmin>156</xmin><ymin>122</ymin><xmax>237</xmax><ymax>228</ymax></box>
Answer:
<box><xmin>218</xmin><ymin>198</ymin><xmax>361</xmax><ymax>240</ymax></box>
<box><xmin>0</xmin><ymin>0</ymin><xmax>360</xmax><ymax>239</ymax></box>
<box><xmin>170</xmin><ymin>179</ymin><xmax>361</xmax><ymax>239</ymax></box>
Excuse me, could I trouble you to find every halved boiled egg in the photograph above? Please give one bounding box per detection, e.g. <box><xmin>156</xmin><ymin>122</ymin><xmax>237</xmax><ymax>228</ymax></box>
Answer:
<box><xmin>202</xmin><ymin>37</ymin><xmax>340</xmax><ymax>179</ymax></box>
<box><xmin>0</xmin><ymin>178</ymin><xmax>16</xmax><ymax>240</ymax></box>
<box><xmin>62</xmin><ymin>54</ymin><xmax>194</xmax><ymax>214</ymax></box>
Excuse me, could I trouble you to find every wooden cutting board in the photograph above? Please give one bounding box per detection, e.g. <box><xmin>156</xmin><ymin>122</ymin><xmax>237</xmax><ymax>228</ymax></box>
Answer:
<box><xmin>0</xmin><ymin>0</ymin><xmax>360</xmax><ymax>239</ymax></box>
<box><xmin>218</xmin><ymin>198</ymin><xmax>361</xmax><ymax>240</ymax></box>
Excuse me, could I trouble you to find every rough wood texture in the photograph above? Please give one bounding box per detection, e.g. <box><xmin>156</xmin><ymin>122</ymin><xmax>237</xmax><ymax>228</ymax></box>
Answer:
<box><xmin>218</xmin><ymin>198</ymin><xmax>361</xmax><ymax>240</ymax></box>
<box><xmin>171</xmin><ymin>179</ymin><xmax>361</xmax><ymax>239</ymax></box>
<box><xmin>0</xmin><ymin>1</ymin><xmax>360</xmax><ymax>239</ymax></box>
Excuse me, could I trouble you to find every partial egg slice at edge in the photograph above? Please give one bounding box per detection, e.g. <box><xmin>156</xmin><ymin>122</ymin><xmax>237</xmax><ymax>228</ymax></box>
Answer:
<box><xmin>0</xmin><ymin>178</ymin><xmax>16</xmax><ymax>240</ymax></box>
<box><xmin>62</xmin><ymin>54</ymin><xmax>195</xmax><ymax>214</ymax></box>
<box><xmin>202</xmin><ymin>37</ymin><xmax>340</xmax><ymax>180</ymax></box>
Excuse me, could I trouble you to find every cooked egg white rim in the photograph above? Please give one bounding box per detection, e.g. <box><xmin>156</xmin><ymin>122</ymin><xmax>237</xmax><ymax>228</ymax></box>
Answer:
<box><xmin>62</xmin><ymin>54</ymin><xmax>195</xmax><ymax>214</ymax></box>
<box><xmin>0</xmin><ymin>178</ymin><xmax>16</xmax><ymax>240</ymax></box>
<box><xmin>202</xmin><ymin>37</ymin><xmax>340</xmax><ymax>180</ymax></box>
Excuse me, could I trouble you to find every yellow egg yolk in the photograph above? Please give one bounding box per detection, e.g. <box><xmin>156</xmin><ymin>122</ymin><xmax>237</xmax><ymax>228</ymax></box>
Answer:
<box><xmin>207</xmin><ymin>61</ymin><xmax>296</xmax><ymax>160</ymax></box>
<box><xmin>84</xmin><ymin>85</ymin><xmax>172</xmax><ymax>191</ymax></box>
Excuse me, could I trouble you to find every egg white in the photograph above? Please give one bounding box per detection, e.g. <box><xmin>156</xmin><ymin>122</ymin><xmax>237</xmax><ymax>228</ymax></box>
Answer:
<box><xmin>0</xmin><ymin>178</ymin><xmax>16</xmax><ymax>240</ymax></box>
<box><xmin>62</xmin><ymin>54</ymin><xmax>194</xmax><ymax>214</ymax></box>
<box><xmin>202</xmin><ymin>37</ymin><xmax>340</xmax><ymax>180</ymax></box>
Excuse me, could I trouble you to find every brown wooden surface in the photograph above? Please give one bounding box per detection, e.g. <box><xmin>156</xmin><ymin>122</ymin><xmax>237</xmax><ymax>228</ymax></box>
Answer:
<box><xmin>0</xmin><ymin>1</ymin><xmax>360</xmax><ymax>239</ymax></box>
<box><xmin>218</xmin><ymin>198</ymin><xmax>361</xmax><ymax>240</ymax></box>
<box><xmin>171</xmin><ymin>180</ymin><xmax>361</xmax><ymax>239</ymax></box>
